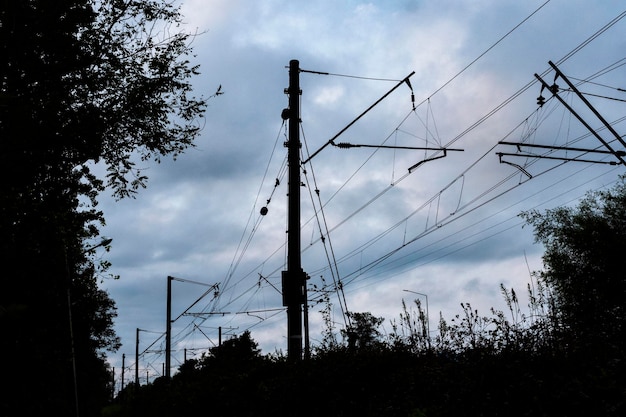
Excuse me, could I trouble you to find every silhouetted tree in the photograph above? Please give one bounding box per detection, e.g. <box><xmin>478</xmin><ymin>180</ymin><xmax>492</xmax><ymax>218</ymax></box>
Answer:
<box><xmin>201</xmin><ymin>330</ymin><xmax>262</xmax><ymax>369</ymax></box>
<box><xmin>0</xmin><ymin>1</ymin><xmax>208</xmax><ymax>415</ymax></box>
<box><xmin>522</xmin><ymin>176</ymin><xmax>626</xmax><ymax>358</ymax></box>
<box><xmin>342</xmin><ymin>311</ymin><xmax>385</xmax><ymax>351</ymax></box>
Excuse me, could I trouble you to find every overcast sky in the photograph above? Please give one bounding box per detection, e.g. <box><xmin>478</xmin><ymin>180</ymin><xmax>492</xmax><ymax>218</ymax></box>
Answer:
<box><xmin>96</xmin><ymin>0</ymin><xmax>626</xmax><ymax>388</ymax></box>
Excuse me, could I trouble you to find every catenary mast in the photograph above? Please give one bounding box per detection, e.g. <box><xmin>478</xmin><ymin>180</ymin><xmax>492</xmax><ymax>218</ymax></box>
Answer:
<box><xmin>282</xmin><ymin>59</ymin><xmax>305</xmax><ymax>361</ymax></box>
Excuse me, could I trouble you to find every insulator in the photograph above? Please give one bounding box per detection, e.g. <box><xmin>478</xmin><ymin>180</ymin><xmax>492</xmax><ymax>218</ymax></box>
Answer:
<box><xmin>549</xmin><ymin>83</ymin><xmax>559</xmax><ymax>94</ymax></box>
<box><xmin>537</xmin><ymin>95</ymin><xmax>545</xmax><ymax>107</ymax></box>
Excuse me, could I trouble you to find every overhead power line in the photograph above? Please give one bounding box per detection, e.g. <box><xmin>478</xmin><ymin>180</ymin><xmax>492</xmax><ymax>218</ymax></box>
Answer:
<box><xmin>148</xmin><ymin>7</ymin><xmax>626</xmax><ymax>371</ymax></box>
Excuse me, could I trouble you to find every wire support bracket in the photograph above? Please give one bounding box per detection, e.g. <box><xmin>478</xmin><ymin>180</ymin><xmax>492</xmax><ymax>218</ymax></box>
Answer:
<box><xmin>302</xmin><ymin>71</ymin><xmax>416</xmax><ymax>164</ymax></box>
<box><xmin>534</xmin><ymin>62</ymin><xmax>626</xmax><ymax>166</ymax></box>
<box><xmin>496</xmin><ymin>153</ymin><xmax>533</xmax><ymax>178</ymax></box>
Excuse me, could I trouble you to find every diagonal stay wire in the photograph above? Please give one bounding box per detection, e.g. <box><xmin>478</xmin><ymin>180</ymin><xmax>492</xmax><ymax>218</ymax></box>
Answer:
<box><xmin>300</xmin><ymin>5</ymin><xmax>625</xmax><ymax>246</ymax></box>
<box><xmin>209</xmin><ymin>1</ymin><xmax>558</xmax><ymax>305</ymax></box>
<box><xmin>220</xmin><ymin>120</ymin><xmax>287</xmax><ymax>298</ymax></box>
<box><xmin>202</xmin><ymin>7</ymin><xmax>626</xmax><ymax>336</ymax></box>
<box><xmin>301</xmin><ymin>125</ymin><xmax>350</xmax><ymax>325</ymax></box>
<box><xmin>343</xmin><ymin>133</ymin><xmax>625</xmax><ymax>290</ymax></box>
<box><xmin>346</xmin><ymin>164</ymin><xmax>621</xmax><ymax>294</ymax></box>
<box><xmin>312</xmin><ymin>107</ymin><xmax>547</xmax><ymax>276</ymax></box>
<box><xmin>340</xmin><ymin>161</ymin><xmax>563</xmax><ymax>287</ymax></box>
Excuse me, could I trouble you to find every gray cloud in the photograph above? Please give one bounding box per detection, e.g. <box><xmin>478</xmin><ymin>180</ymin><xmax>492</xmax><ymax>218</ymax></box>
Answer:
<box><xmin>99</xmin><ymin>1</ymin><xmax>626</xmax><ymax>384</ymax></box>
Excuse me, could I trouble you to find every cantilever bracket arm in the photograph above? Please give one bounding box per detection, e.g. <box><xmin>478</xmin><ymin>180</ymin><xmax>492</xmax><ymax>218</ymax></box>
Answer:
<box><xmin>302</xmin><ymin>71</ymin><xmax>416</xmax><ymax>164</ymax></box>
<box><xmin>331</xmin><ymin>142</ymin><xmax>463</xmax><ymax>173</ymax></box>
<box><xmin>335</xmin><ymin>142</ymin><xmax>463</xmax><ymax>153</ymax></box>
<box><xmin>498</xmin><ymin>141</ymin><xmax>626</xmax><ymax>156</ymax></box>
<box><xmin>534</xmin><ymin>70</ymin><xmax>626</xmax><ymax>167</ymax></box>
<box><xmin>408</xmin><ymin>149</ymin><xmax>449</xmax><ymax>173</ymax></box>
<box><xmin>497</xmin><ymin>152</ymin><xmax>533</xmax><ymax>179</ymax></box>
<box><xmin>497</xmin><ymin>151</ymin><xmax>619</xmax><ymax>167</ymax></box>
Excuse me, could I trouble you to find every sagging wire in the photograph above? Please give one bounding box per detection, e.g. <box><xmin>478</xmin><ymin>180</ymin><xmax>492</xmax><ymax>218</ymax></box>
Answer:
<box><xmin>300</xmin><ymin>68</ymin><xmax>403</xmax><ymax>83</ymax></box>
<box><xmin>321</xmin><ymin>107</ymin><xmax>557</xmax><ymax>288</ymax></box>
<box><xmin>161</xmin><ymin>7</ymin><xmax>626</xmax><ymax>364</ymax></box>
<box><xmin>216</xmin><ymin>122</ymin><xmax>289</xmax><ymax>314</ymax></box>
<box><xmin>345</xmin><ymin>161</ymin><xmax>620</xmax><ymax>296</ymax></box>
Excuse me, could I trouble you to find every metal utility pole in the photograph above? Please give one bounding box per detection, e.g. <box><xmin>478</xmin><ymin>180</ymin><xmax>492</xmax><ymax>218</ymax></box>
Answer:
<box><xmin>282</xmin><ymin>59</ymin><xmax>306</xmax><ymax>361</ymax></box>
<box><xmin>278</xmin><ymin>62</ymin><xmax>425</xmax><ymax>360</ymax></box>
<box><xmin>166</xmin><ymin>276</ymin><xmax>172</xmax><ymax>378</ymax></box>
<box><xmin>163</xmin><ymin>276</ymin><xmax>218</xmax><ymax>375</ymax></box>
<box><xmin>121</xmin><ymin>354</ymin><xmax>125</xmax><ymax>392</ymax></box>
<box><xmin>135</xmin><ymin>328</ymin><xmax>139</xmax><ymax>387</ymax></box>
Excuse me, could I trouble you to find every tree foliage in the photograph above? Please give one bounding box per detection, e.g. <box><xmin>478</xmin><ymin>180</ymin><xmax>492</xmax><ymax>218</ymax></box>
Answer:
<box><xmin>200</xmin><ymin>330</ymin><xmax>262</xmax><ymax>369</ymax></box>
<box><xmin>341</xmin><ymin>311</ymin><xmax>385</xmax><ymax>351</ymax></box>
<box><xmin>0</xmin><ymin>1</ymin><xmax>207</xmax><ymax>416</ymax></box>
<box><xmin>521</xmin><ymin>175</ymin><xmax>626</xmax><ymax>355</ymax></box>
<box><xmin>1</xmin><ymin>0</ymin><xmax>207</xmax><ymax>201</ymax></box>
<box><xmin>110</xmin><ymin>312</ymin><xmax>625</xmax><ymax>417</ymax></box>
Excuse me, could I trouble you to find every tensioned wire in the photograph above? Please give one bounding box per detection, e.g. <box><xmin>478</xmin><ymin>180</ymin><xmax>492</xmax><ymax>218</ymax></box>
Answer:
<box><xmin>304</xmin><ymin>104</ymin><xmax>556</xmax><ymax>279</ymax></box>
<box><xmin>146</xmin><ymin>105</ymin><xmax>626</xmax><ymax>372</ymax></box>
<box><xmin>237</xmin><ymin>83</ymin><xmax>625</xmax><ymax>339</ymax></box>
<box><xmin>199</xmin><ymin>0</ymin><xmax>573</xmax><ymax>314</ymax></box>
<box><xmin>314</xmin><ymin>108</ymin><xmax>626</xmax><ymax>290</ymax></box>
<box><xmin>301</xmin><ymin>123</ymin><xmax>350</xmax><ymax>326</ymax></box>
<box><xmin>298</xmin><ymin>12</ymin><xmax>626</xmax><ymax>284</ymax></box>
<box><xmin>344</xmin><ymin>164</ymin><xmax>621</xmax><ymax>296</ymax></box>
<box><xmin>158</xmin><ymin>7</ymin><xmax>626</xmax><ymax>362</ymax></box>
<box><xmin>202</xmin><ymin>9</ymin><xmax>626</xmax><ymax>332</ymax></box>
<box><xmin>339</xmin><ymin>113</ymin><xmax>626</xmax><ymax>291</ymax></box>
<box><xmin>216</xmin><ymin>120</ymin><xmax>288</xmax><ymax>307</ymax></box>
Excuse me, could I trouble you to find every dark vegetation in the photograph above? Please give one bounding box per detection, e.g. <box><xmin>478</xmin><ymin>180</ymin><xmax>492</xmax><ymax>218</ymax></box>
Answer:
<box><xmin>108</xmin><ymin>180</ymin><xmax>626</xmax><ymax>416</ymax></box>
<box><xmin>2</xmin><ymin>1</ymin><xmax>625</xmax><ymax>416</ymax></box>
<box><xmin>1</xmin><ymin>1</ymin><xmax>206</xmax><ymax>416</ymax></box>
